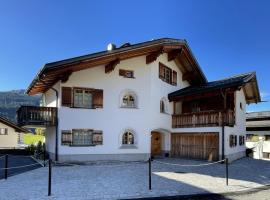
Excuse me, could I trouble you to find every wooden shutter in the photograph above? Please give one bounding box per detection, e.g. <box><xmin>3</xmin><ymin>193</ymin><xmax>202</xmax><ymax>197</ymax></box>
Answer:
<box><xmin>159</xmin><ymin>63</ymin><xmax>165</xmax><ymax>80</ymax></box>
<box><xmin>62</xmin><ymin>87</ymin><xmax>73</xmax><ymax>107</ymax></box>
<box><xmin>5</xmin><ymin>128</ymin><xmax>8</xmax><ymax>135</ymax></box>
<box><xmin>93</xmin><ymin>89</ymin><xmax>103</xmax><ymax>108</ymax></box>
<box><xmin>172</xmin><ymin>70</ymin><xmax>177</xmax><ymax>85</ymax></box>
<box><xmin>93</xmin><ymin>131</ymin><xmax>103</xmax><ymax>145</ymax></box>
<box><xmin>61</xmin><ymin>130</ymin><xmax>72</xmax><ymax>145</ymax></box>
<box><xmin>119</xmin><ymin>69</ymin><xmax>126</xmax><ymax>76</ymax></box>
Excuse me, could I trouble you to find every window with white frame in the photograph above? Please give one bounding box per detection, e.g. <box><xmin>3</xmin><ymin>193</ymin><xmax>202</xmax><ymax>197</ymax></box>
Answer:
<box><xmin>0</xmin><ymin>128</ymin><xmax>8</xmax><ymax>135</ymax></box>
<box><xmin>74</xmin><ymin>88</ymin><xmax>93</xmax><ymax>108</ymax></box>
<box><xmin>160</xmin><ymin>97</ymin><xmax>168</xmax><ymax>114</ymax></box>
<box><xmin>120</xmin><ymin>90</ymin><xmax>137</xmax><ymax>108</ymax></box>
<box><xmin>122</xmin><ymin>131</ymin><xmax>135</xmax><ymax>145</ymax></box>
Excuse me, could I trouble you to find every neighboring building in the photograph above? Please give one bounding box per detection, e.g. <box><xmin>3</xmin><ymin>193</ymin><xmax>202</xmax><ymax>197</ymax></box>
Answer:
<box><xmin>246</xmin><ymin>111</ymin><xmax>270</xmax><ymax>159</ymax></box>
<box><xmin>0</xmin><ymin>116</ymin><xmax>28</xmax><ymax>149</ymax></box>
<box><xmin>17</xmin><ymin>38</ymin><xmax>261</xmax><ymax>162</ymax></box>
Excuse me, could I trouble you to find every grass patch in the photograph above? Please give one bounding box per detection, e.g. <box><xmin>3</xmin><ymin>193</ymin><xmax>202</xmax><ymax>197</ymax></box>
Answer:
<box><xmin>24</xmin><ymin>133</ymin><xmax>44</xmax><ymax>145</ymax></box>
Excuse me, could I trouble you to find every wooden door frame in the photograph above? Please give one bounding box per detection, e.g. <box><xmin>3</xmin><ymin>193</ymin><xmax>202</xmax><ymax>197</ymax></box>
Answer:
<box><xmin>151</xmin><ymin>131</ymin><xmax>162</xmax><ymax>156</ymax></box>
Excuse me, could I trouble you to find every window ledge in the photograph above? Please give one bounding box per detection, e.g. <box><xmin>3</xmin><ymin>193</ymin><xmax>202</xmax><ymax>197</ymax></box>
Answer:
<box><xmin>160</xmin><ymin>112</ymin><xmax>170</xmax><ymax>115</ymax></box>
<box><xmin>120</xmin><ymin>106</ymin><xmax>138</xmax><ymax>109</ymax></box>
<box><xmin>119</xmin><ymin>145</ymin><xmax>137</xmax><ymax>149</ymax></box>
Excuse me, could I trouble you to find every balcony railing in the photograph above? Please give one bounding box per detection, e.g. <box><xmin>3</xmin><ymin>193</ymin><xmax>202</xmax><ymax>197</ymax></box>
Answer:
<box><xmin>17</xmin><ymin>106</ymin><xmax>57</xmax><ymax>127</ymax></box>
<box><xmin>172</xmin><ymin>110</ymin><xmax>235</xmax><ymax>128</ymax></box>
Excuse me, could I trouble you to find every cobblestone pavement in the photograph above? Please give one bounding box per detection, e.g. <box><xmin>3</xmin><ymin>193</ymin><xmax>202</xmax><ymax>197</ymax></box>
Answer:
<box><xmin>0</xmin><ymin>157</ymin><xmax>269</xmax><ymax>200</ymax></box>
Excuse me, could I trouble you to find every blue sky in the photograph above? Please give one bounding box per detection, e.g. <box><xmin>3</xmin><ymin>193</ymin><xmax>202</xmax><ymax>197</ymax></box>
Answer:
<box><xmin>0</xmin><ymin>0</ymin><xmax>269</xmax><ymax>112</ymax></box>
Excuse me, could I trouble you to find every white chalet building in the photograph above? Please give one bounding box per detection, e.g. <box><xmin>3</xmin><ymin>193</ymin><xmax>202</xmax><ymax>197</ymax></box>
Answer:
<box><xmin>17</xmin><ymin>38</ymin><xmax>261</xmax><ymax>162</ymax></box>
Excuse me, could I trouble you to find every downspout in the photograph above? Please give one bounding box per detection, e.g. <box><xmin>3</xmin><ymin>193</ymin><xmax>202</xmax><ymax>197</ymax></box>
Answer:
<box><xmin>220</xmin><ymin>89</ymin><xmax>227</xmax><ymax>160</ymax></box>
<box><xmin>39</xmin><ymin>78</ymin><xmax>59</xmax><ymax>161</ymax></box>
<box><xmin>50</xmin><ymin>87</ymin><xmax>59</xmax><ymax>162</ymax></box>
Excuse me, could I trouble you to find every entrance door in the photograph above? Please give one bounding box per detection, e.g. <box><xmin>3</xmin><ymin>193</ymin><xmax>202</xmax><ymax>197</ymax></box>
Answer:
<box><xmin>151</xmin><ymin>132</ymin><xmax>162</xmax><ymax>156</ymax></box>
<box><xmin>171</xmin><ymin>133</ymin><xmax>219</xmax><ymax>161</ymax></box>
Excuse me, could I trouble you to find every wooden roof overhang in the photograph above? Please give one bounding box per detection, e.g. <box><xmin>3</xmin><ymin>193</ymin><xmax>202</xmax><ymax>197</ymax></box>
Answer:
<box><xmin>168</xmin><ymin>72</ymin><xmax>261</xmax><ymax>104</ymax></box>
<box><xmin>27</xmin><ymin>38</ymin><xmax>207</xmax><ymax>95</ymax></box>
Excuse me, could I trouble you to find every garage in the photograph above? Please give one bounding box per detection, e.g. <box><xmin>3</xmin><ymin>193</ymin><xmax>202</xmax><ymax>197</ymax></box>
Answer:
<box><xmin>171</xmin><ymin>132</ymin><xmax>219</xmax><ymax>161</ymax></box>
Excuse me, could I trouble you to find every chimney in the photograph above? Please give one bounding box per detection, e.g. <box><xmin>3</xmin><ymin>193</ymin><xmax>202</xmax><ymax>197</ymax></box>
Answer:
<box><xmin>107</xmin><ymin>43</ymin><xmax>116</xmax><ymax>51</ymax></box>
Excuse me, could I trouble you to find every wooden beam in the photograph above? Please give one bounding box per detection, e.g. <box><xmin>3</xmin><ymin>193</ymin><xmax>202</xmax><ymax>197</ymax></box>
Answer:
<box><xmin>182</xmin><ymin>72</ymin><xmax>195</xmax><ymax>81</ymax></box>
<box><xmin>60</xmin><ymin>71</ymin><xmax>72</xmax><ymax>83</ymax></box>
<box><xmin>168</xmin><ymin>49</ymin><xmax>182</xmax><ymax>61</ymax></box>
<box><xmin>146</xmin><ymin>48</ymin><xmax>163</xmax><ymax>64</ymax></box>
<box><xmin>105</xmin><ymin>59</ymin><xmax>120</xmax><ymax>73</ymax></box>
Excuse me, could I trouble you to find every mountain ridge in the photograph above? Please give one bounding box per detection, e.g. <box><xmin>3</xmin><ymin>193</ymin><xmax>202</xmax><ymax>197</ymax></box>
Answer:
<box><xmin>0</xmin><ymin>89</ymin><xmax>41</xmax><ymax>122</ymax></box>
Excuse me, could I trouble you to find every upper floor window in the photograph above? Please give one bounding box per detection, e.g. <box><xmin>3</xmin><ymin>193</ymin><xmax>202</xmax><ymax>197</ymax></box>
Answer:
<box><xmin>119</xmin><ymin>69</ymin><xmax>134</xmax><ymax>78</ymax></box>
<box><xmin>62</xmin><ymin>87</ymin><xmax>103</xmax><ymax>109</ymax></box>
<box><xmin>159</xmin><ymin>62</ymin><xmax>177</xmax><ymax>85</ymax></box>
<box><xmin>160</xmin><ymin>97</ymin><xmax>169</xmax><ymax>114</ymax></box>
<box><xmin>120</xmin><ymin>90</ymin><xmax>138</xmax><ymax>108</ymax></box>
<box><xmin>239</xmin><ymin>135</ymin><xmax>245</xmax><ymax>146</ymax></box>
<box><xmin>0</xmin><ymin>128</ymin><xmax>8</xmax><ymax>135</ymax></box>
<box><xmin>74</xmin><ymin>88</ymin><xmax>93</xmax><ymax>108</ymax></box>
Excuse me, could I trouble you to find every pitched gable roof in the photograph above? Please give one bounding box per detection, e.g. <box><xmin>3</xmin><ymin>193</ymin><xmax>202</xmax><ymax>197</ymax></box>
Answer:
<box><xmin>0</xmin><ymin>116</ymin><xmax>29</xmax><ymax>133</ymax></box>
<box><xmin>27</xmin><ymin>38</ymin><xmax>207</xmax><ymax>95</ymax></box>
<box><xmin>168</xmin><ymin>72</ymin><xmax>261</xmax><ymax>104</ymax></box>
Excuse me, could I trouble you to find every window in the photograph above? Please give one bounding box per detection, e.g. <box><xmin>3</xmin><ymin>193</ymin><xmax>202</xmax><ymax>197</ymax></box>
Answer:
<box><xmin>119</xmin><ymin>69</ymin><xmax>134</xmax><ymax>78</ymax></box>
<box><xmin>229</xmin><ymin>135</ymin><xmax>237</xmax><ymax>147</ymax></box>
<box><xmin>122</xmin><ymin>131</ymin><xmax>134</xmax><ymax>145</ymax></box>
<box><xmin>72</xmin><ymin>129</ymin><xmax>93</xmax><ymax>146</ymax></box>
<box><xmin>160</xmin><ymin>97</ymin><xmax>168</xmax><ymax>114</ymax></box>
<box><xmin>62</xmin><ymin>87</ymin><xmax>103</xmax><ymax>109</ymax></box>
<box><xmin>120</xmin><ymin>90</ymin><xmax>137</xmax><ymax>108</ymax></box>
<box><xmin>61</xmin><ymin>129</ymin><xmax>103</xmax><ymax>146</ymax></box>
<box><xmin>160</xmin><ymin>100</ymin><xmax>165</xmax><ymax>113</ymax></box>
<box><xmin>239</xmin><ymin>135</ymin><xmax>245</xmax><ymax>146</ymax></box>
<box><xmin>0</xmin><ymin>128</ymin><xmax>8</xmax><ymax>135</ymax></box>
<box><xmin>74</xmin><ymin>88</ymin><xmax>93</xmax><ymax>108</ymax></box>
<box><xmin>159</xmin><ymin>62</ymin><xmax>176</xmax><ymax>85</ymax></box>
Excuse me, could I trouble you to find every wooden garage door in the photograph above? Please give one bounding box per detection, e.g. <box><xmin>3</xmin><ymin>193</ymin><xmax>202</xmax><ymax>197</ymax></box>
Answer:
<box><xmin>171</xmin><ymin>133</ymin><xmax>219</xmax><ymax>161</ymax></box>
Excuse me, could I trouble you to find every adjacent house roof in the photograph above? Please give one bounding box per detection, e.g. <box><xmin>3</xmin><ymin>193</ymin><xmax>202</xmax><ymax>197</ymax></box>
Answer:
<box><xmin>27</xmin><ymin>38</ymin><xmax>207</xmax><ymax>95</ymax></box>
<box><xmin>0</xmin><ymin>116</ymin><xmax>29</xmax><ymax>133</ymax></box>
<box><xmin>168</xmin><ymin>72</ymin><xmax>261</xmax><ymax>104</ymax></box>
<box><xmin>246</xmin><ymin>111</ymin><xmax>270</xmax><ymax>131</ymax></box>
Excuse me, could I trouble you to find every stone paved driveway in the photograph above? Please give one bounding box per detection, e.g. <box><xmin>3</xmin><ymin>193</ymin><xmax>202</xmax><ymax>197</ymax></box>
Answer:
<box><xmin>0</xmin><ymin>157</ymin><xmax>269</xmax><ymax>200</ymax></box>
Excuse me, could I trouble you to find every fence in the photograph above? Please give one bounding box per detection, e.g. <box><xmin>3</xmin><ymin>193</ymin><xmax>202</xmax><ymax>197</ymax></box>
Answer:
<box><xmin>0</xmin><ymin>156</ymin><xmax>229</xmax><ymax>197</ymax></box>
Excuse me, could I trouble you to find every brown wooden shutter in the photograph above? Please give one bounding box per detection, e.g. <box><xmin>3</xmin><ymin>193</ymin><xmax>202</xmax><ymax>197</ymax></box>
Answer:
<box><xmin>159</xmin><ymin>63</ymin><xmax>165</xmax><ymax>80</ymax></box>
<box><xmin>61</xmin><ymin>130</ymin><xmax>72</xmax><ymax>145</ymax></box>
<box><xmin>5</xmin><ymin>128</ymin><xmax>8</xmax><ymax>135</ymax></box>
<box><xmin>172</xmin><ymin>70</ymin><xmax>177</xmax><ymax>85</ymax></box>
<box><xmin>119</xmin><ymin>69</ymin><xmax>126</xmax><ymax>76</ymax></box>
<box><xmin>92</xmin><ymin>131</ymin><xmax>103</xmax><ymax>145</ymax></box>
<box><xmin>93</xmin><ymin>89</ymin><xmax>103</xmax><ymax>108</ymax></box>
<box><xmin>62</xmin><ymin>87</ymin><xmax>73</xmax><ymax>107</ymax></box>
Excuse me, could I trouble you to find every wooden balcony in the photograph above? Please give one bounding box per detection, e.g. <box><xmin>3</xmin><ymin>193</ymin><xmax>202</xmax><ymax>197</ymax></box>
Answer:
<box><xmin>17</xmin><ymin>106</ymin><xmax>57</xmax><ymax>127</ymax></box>
<box><xmin>172</xmin><ymin>110</ymin><xmax>235</xmax><ymax>128</ymax></box>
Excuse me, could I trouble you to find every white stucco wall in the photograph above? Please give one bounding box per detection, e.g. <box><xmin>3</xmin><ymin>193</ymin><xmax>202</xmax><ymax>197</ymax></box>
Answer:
<box><xmin>0</xmin><ymin>122</ymin><xmax>21</xmax><ymax>148</ymax></box>
<box><xmin>58</xmin><ymin>55</ymin><xmax>152</xmax><ymax>156</ymax></box>
<box><xmin>41</xmin><ymin>53</ymin><xmax>248</xmax><ymax>162</ymax></box>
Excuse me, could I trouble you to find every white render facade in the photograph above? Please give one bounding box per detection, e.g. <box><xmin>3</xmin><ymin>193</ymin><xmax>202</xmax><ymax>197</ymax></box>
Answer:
<box><xmin>20</xmin><ymin>38</ymin><xmax>260</xmax><ymax>163</ymax></box>
<box><xmin>42</xmin><ymin>53</ymin><xmax>246</xmax><ymax>162</ymax></box>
